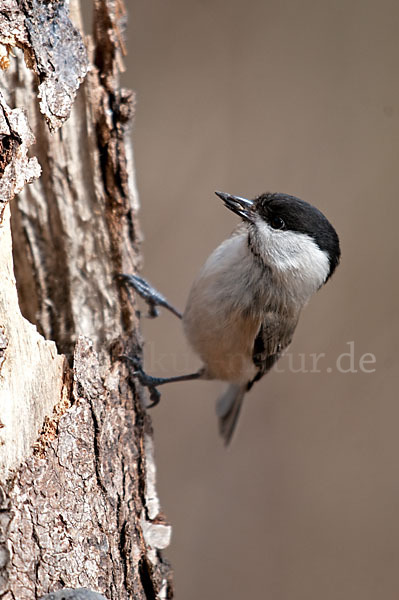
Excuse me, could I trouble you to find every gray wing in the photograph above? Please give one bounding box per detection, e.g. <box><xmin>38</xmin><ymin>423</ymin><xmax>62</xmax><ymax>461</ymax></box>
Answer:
<box><xmin>248</xmin><ymin>311</ymin><xmax>299</xmax><ymax>390</ymax></box>
<box><xmin>217</xmin><ymin>311</ymin><xmax>299</xmax><ymax>445</ymax></box>
<box><xmin>217</xmin><ymin>310</ymin><xmax>300</xmax><ymax>444</ymax></box>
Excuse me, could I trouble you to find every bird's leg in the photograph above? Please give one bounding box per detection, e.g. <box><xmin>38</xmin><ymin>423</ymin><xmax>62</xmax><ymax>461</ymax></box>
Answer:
<box><xmin>118</xmin><ymin>273</ymin><xmax>182</xmax><ymax>319</ymax></box>
<box><xmin>121</xmin><ymin>355</ymin><xmax>203</xmax><ymax>408</ymax></box>
<box><xmin>118</xmin><ymin>274</ymin><xmax>198</xmax><ymax>406</ymax></box>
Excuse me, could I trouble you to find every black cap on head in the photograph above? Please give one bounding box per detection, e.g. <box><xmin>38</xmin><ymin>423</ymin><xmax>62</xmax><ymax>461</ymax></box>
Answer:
<box><xmin>255</xmin><ymin>193</ymin><xmax>341</xmax><ymax>280</ymax></box>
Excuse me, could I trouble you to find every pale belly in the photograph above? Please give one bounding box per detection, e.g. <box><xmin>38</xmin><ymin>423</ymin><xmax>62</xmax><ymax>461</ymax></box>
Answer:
<box><xmin>183</xmin><ymin>303</ymin><xmax>260</xmax><ymax>383</ymax></box>
<box><xmin>183</xmin><ymin>232</ymin><xmax>264</xmax><ymax>383</ymax></box>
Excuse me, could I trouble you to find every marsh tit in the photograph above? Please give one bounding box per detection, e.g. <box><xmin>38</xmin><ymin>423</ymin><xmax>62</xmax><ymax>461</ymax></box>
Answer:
<box><xmin>121</xmin><ymin>191</ymin><xmax>340</xmax><ymax>445</ymax></box>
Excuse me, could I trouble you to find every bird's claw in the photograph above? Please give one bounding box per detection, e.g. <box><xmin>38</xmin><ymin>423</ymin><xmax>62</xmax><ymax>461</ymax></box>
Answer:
<box><xmin>117</xmin><ymin>273</ymin><xmax>182</xmax><ymax>319</ymax></box>
<box><xmin>120</xmin><ymin>354</ymin><xmax>161</xmax><ymax>408</ymax></box>
<box><xmin>117</xmin><ymin>274</ymin><xmax>162</xmax><ymax>317</ymax></box>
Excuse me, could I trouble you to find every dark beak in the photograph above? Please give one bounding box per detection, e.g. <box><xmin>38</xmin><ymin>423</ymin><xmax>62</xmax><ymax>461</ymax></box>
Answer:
<box><xmin>215</xmin><ymin>191</ymin><xmax>255</xmax><ymax>222</ymax></box>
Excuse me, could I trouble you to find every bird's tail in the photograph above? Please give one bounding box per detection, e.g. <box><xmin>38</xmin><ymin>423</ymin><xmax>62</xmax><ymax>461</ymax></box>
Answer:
<box><xmin>216</xmin><ymin>383</ymin><xmax>246</xmax><ymax>446</ymax></box>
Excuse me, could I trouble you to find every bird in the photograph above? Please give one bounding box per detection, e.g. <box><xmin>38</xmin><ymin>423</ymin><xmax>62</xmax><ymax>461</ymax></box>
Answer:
<box><xmin>120</xmin><ymin>191</ymin><xmax>340</xmax><ymax>445</ymax></box>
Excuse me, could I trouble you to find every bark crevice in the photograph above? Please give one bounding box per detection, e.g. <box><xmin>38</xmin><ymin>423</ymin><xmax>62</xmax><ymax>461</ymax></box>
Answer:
<box><xmin>0</xmin><ymin>1</ymin><xmax>172</xmax><ymax>598</ymax></box>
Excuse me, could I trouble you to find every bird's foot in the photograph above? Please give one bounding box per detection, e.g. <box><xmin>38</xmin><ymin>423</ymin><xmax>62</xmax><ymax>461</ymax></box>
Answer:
<box><xmin>121</xmin><ymin>354</ymin><xmax>203</xmax><ymax>407</ymax></box>
<box><xmin>121</xmin><ymin>354</ymin><xmax>162</xmax><ymax>407</ymax></box>
<box><xmin>117</xmin><ymin>273</ymin><xmax>182</xmax><ymax>319</ymax></box>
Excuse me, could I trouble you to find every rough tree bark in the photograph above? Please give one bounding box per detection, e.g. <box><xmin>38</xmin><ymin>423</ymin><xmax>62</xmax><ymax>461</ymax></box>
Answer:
<box><xmin>0</xmin><ymin>1</ymin><xmax>172</xmax><ymax>599</ymax></box>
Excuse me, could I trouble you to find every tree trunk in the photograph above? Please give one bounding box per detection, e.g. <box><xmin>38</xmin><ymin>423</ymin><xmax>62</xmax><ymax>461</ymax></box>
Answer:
<box><xmin>0</xmin><ymin>1</ymin><xmax>172</xmax><ymax>598</ymax></box>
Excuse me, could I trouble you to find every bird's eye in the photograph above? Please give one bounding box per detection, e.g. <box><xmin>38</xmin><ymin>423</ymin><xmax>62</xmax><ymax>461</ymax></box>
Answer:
<box><xmin>270</xmin><ymin>215</ymin><xmax>285</xmax><ymax>230</ymax></box>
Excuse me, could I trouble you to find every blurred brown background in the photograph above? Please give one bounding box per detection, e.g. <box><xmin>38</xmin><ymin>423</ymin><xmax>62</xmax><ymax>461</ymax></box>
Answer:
<box><xmin>119</xmin><ymin>0</ymin><xmax>397</xmax><ymax>598</ymax></box>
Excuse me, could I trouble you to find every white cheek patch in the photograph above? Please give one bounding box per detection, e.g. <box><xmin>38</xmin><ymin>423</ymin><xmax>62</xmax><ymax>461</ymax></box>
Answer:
<box><xmin>255</xmin><ymin>219</ymin><xmax>330</xmax><ymax>289</ymax></box>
